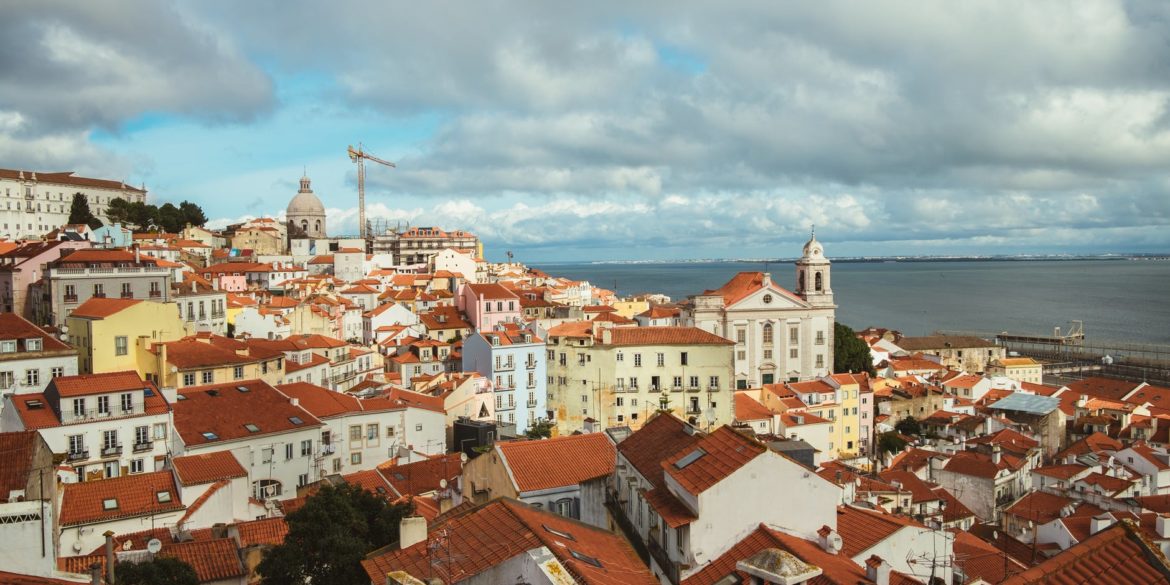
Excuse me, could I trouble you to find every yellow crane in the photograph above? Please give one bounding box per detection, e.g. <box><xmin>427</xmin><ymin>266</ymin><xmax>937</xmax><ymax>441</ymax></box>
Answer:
<box><xmin>347</xmin><ymin>143</ymin><xmax>396</xmax><ymax>239</ymax></box>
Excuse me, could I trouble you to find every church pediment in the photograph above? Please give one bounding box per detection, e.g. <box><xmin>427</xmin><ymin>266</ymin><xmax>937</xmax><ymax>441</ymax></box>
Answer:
<box><xmin>728</xmin><ymin>284</ymin><xmax>809</xmax><ymax>310</ymax></box>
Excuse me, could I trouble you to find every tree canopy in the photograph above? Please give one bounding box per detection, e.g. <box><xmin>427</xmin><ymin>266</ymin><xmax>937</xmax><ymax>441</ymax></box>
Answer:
<box><xmin>257</xmin><ymin>482</ymin><xmax>413</xmax><ymax>585</ymax></box>
<box><xmin>833</xmin><ymin>322</ymin><xmax>877</xmax><ymax>376</ymax></box>
<box><xmin>894</xmin><ymin>416</ymin><xmax>922</xmax><ymax>437</ymax></box>
<box><xmin>106</xmin><ymin>197</ymin><xmax>207</xmax><ymax>232</ymax></box>
<box><xmin>67</xmin><ymin>192</ymin><xmax>102</xmax><ymax>230</ymax></box>
<box><xmin>877</xmin><ymin>431</ymin><xmax>909</xmax><ymax>456</ymax></box>
<box><xmin>116</xmin><ymin>557</ymin><xmax>199</xmax><ymax>585</ymax></box>
<box><xmin>524</xmin><ymin>419</ymin><xmax>554</xmax><ymax>439</ymax></box>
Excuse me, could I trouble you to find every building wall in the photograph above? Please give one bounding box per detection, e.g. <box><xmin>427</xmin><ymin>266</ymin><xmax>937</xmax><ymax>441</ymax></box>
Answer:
<box><xmin>0</xmin><ymin>172</ymin><xmax>147</xmax><ymax>240</ymax></box>
<box><xmin>462</xmin><ymin>333</ymin><xmax>548</xmax><ymax>434</ymax></box>
<box><xmin>852</xmin><ymin>525</ymin><xmax>954</xmax><ymax>585</ymax></box>
<box><xmin>0</xmin><ymin>501</ymin><xmax>56</xmax><ymax>578</ymax></box>
<box><xmin>67</xmin><ymin>301</ymin><xmax>187</xmax><ymax>375</ymax></box>
<box><xmin>46</xmin><ymin>265</ymin><xmax>173</xmax><ymax>327</ymax></box>
<box><xmin>174</xmin><ymin>291</ymin><xmax>228</xmax><ymax>335</ymax></box>
<box><xmin>0</xmin><ymin>241</ymin><xmax>90</xmax><ymax>318</ymax></box>
<box><xmin>0</xmin><ymin>351</ymin><xmax>78</xmax><ymax>397</ymax></box>
<box><xmin>178</xmin><ymin>427</ymin><xmax>324</xmax><ymax>502</ymax></box>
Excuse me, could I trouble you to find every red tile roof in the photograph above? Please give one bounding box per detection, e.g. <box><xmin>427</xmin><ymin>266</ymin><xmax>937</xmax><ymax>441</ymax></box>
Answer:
<box><xmin>701</xmin><ymin>271</ymin><xmax>803</xmax><ymax>307</ymax></box>
<box><xmin>1063</xmin><ymin>377</ymin><xmax>1142</xmax><ymax>402</ymax></box>
<box><xmin>377</xmin><ymin>453</ymin><xmax>463</xmax><ymax>496</ymax></box>
<box><xmin>49</xmin><ymin>370</ymin><xmax>148</xmax><ymax>398</ymax></box>
<box><xmin>1003</xmin><ymin>522</ymin><xmax>1170</xmax><ymax>584</ymax></box>
<box><xmin>171</xmin><ymin>451</ymin><xmax>247</xmax><ymax>485</ymax></box>
<box><xmin>607</xmin><ymin>326</ymin><xmax>734</xmax><ymax>346</ymax></box>
<box><xmin>0</xmin><ymin>313</ymin><xmax>72</xmax><ymax>352</ymax></box>
<box><xmin>160</xmin><ymin>339</ymin><xmax>258</xmax><ymax>369</ymax></box>
<box><xmin>60</xmin><ymin>470</ymin><xmax>182</xmax><ymax>526</ymax></box>
<box><xmin>0</xmin><ymin>431</ymin><xmax>39</xmax><ymax>503</ymax></box>
<box><xmin>642</xmin><ymin>487</ymin><xmax>696</xmax><ymax>528</ymax></box>
<box><xmin>953</xmin><ymin>529</ymin><xmax>1027</xmax><ymax>583</ymax></box>
<box><xmin>942</xmin><ymin>451</ymin><xmax>1013</xmax><ymax>479</ymax></box>
<box><xmin>173</xmin><ymin>380</ymin><xmax>322</xmax><ymax>447</ymax></box>
<box><xmin>158</xmin><ymin>538</ymin><xmax>246</xmax><ymax>583</ymax></box>
<box><xmin>734</xmin><ymin>392</ymin><xmax>775</xmax><ymax>421</ymax></box>
<box><xmin>682</xmin><ymin>523</ymin><xmax>885</xmax><ymax>585</ymax></box>
<box><xmin>617</xmin><ymin>413</ymin><xmax>702</xmax><ymax>489</ymax></box>
<box><xmin>1004</xmin><ymin>491</ymin><xmax>1078</xmax><ymax>525</ymax></box>
<box><xmin>275</xmin><ymin>382</ymin><xmax>363</xmax><ymax>417</ymax></box>
<box><xmin>497</xmin><ymin>433</ymin><xmax>615</xmax><ymax>492</ymax></box>
<box><xmin>663</xmin><ymin>427</ymin><xmax>765</xmax><ymax>496</ymax></box>
<box><xmin>235</xmin><ymin>516</ymin><xmax>289</xmax><ymax>547</ymax></box>
<box><xmin>463</xmin><ymin>283</ymin><xmax>519</xmax><ymax>300</ymax></box>
<box><xmin>362</xmin><ymin>499</ymin><xmax>655</xmax><ymax>585</ymax></box>
<box><xmin>836</xmin><ymin>506</ymin><xmax>926</xmax><ymax>557</ymax></box>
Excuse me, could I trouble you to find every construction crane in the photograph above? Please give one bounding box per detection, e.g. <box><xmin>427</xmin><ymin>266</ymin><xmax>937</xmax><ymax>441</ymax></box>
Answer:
<box><xmin>347</xmin><ymin>143</ymin><xmax>396</xmax><ymax>239</ymax></box>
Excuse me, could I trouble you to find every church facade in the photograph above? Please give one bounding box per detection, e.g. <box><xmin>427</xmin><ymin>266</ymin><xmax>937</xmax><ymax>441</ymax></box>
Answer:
<box><xmin>685</xmin><ymin>234</ymin><xmax>837</xmax><ymax>388</ymax></box>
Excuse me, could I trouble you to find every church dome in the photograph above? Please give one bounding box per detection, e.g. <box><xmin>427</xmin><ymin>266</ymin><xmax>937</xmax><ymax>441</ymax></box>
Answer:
<box><xmin>802</xmin><ymin>233</ymin><xmax>825</xmax><ymax>260</ymax></box>
<box><xmin>287</xmin><ymin>175</ymin><xmax>325</xmax><ymax>216</ymax></box>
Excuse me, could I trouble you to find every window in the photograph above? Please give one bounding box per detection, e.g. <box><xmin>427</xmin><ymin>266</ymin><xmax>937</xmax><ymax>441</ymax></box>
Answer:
<box><xmin>790</xmin><ymin>328</ymin><xmax>799</xmax><ymax>343</ymax></box>
<box><xmin>68</xmin><ymin>434</ymin><xmax>84</xmax><ymax>455</ymax></box>
<box><xmin>298</xmin><ymin>474</ymin><xmax>309</xmax><ymax>488</ymax></box>
<box><xmin>93</xmin><ymin>284</ymin><xmax>104</xmax><ymax>297</ymax></box>
<box><xmin>737</xmin><ymin>329</ymin><xmax>746</xmax><ymax>343</ymax></box>
<box><xmin>24</xmin><ymin>369</ymin><xmax>38</xmax><ymax>386</ymax></box>
<box><xmin>656</xmin><ymin>353</ymin><xmax>665</xmax><ymax>367</ymax></box>
<box><xmin>153</xmin><ymin>423</ymin><xmax>167</xmax><ymax>440</ymax></box>
<box><xmin>0</xmin><ymin>371</ymin><xmax>12</xmax><ymax>387</ymax></box>
<box><xmin>680</xmin><ymin>351</ymin><xmax>688</xmax><ymax>365</ymax></box>
<box><xmin>351</xmin><ymin>452</ymin><xmax>362</xmax><ymax>465</ymax></box>
<box><xmin>672</xmin><ymin>376</ymin><xmax>682</xmax><ymax>388</ymax></box>
<box><xmin>285</xmin><ymin>443</ymin><xmax>294</xmax><ymax>460</ymax></box>
<box><xmin>790</xmin><ymin>348</ymin><xmax>798</xmax><ymax>359</ymax></box>
<box><xmin>262</xmin><ymin>447</ymin><xmax>274</xmax><ymax>463</ymax></box>
<box><xmin>120</xmin><ymin>283</ymin><xmax>131</xmax><ymax>297</ymax></box>
<box><xmin>25</xmin><ymin>338</ymin><xmax>41</xmax><ymax>351</ymax></box>
<box><xmin>709</xmin><ymin>376</ymin><xmax>719</xmax><ymax>389</ymax></box>
<box><xmin>233</xmin><ymin>366</ymin><xmax>244</xmax><ymax>380</ymax></box>
<box><xmin>816</xmin><ymin>355</ymin><xmax>824</xmax><ymax>368</ymax></box>
<box><xmin>130</xmin><ymin>459</ymin><xmax>144</xmax><ymax>474</ymax></box>
<box><xmin>616</xmin><ymin>397</ymin><xmax>624</xmax><ymax>407</ymax></box>
<box><xmin>350</xmin><ymin>425</ymin><xmax>362</xmax><ymax>441</ymax></box>
<box><xmin>763</xmin><ymin>324</ymin><xmax>773</xmax><ymax>344</ymax></box>
<box><xmin>763</xmin><ymin>349</ymin><xmax>773</xmax><ymax>359</ymax></box>
<box><xmin>633</xmin><ymin>354</ymin><xmax>642</xmax><ymax>367</ymax></box>
<box><xmin>301</xmin><ymin>440</ymin><xmax>312</xmax><ymax>456</ymax></box>
<box><xmin>121</xmin><ymin>393</ymin><xmax>133</xmax><ymax>412</ymax></box>
<box><xmin>737</xmin><ymin>350</ymin><xmax>746</xmax><ymax>361</ymax></box>
<box><xmin>201</xmin><ymin>371</ymin><xmax>213</xmax><ymax>384</ymax></box>
<box><xmin>0</xmin><ymin>341</ymin><xmax>14</xmax><ymax>353</ymax></box>
<box><xmin>182</xmin><ymin>373</ymin><xmax>195</xmax><ymax>386</ymax></box>
<box><xmin>135</xmin><ymin>425</ymin><xmax>149</xmax><ymax>446</ymax></box>
<box><xmin>367</xmin><ymin>424</ymin><xmax>378</xmax><ymax>441</ymax></box>
<box><xmin>415</xmin><ymin>424</ymin><xmax>423</xmax><ymax>432</ymax></box>
<box><xmin>97</xmin><ymin>395</ymin><xmax>110</xmax><ymax>415</ymax></box>
<box><xmin>102</xmin><ymin>430</ymin><xmax>118</xmax><ymax>450</ymax></box>
<box><xmin>51</xmin><ymin>367</ymin><xmax>63</xmax><ymax>378</ymax></box>
<box><xmin>816</xmin><ymin>331</ymin><xmax>825</xmax><ymax>345</ymax></box>
<box><xmin>72</xmin><ymin>398</ymin><xmax>85</xmax><ymax>417</ymax></box>
<box><xmin>689</xmin><ymin>376</ymin><xmax>700</xmax><ymax>388</ymax></box>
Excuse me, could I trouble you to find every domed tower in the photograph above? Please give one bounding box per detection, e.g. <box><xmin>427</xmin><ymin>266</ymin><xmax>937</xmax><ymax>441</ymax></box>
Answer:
<box><xmin>796</xmin><ymin>228</ymin><xmax>833</xmax><ymax>307</ymax></box>
<box><xmin>287</xmin><ymin>173</ymin><xmax>327</xmax><ymax>238</ymax></box>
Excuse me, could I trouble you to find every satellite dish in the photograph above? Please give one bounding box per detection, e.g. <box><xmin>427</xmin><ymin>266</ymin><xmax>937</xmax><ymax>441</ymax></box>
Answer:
<box><xmin>146</xmin><ymin>538</ymin><xmax>163</xmax><ymax>554</ymax></box>
<box><xmin>71</xmin><ymin>541</ymin><xmax>82</xmax><ymax>553</ymax></box>
<box><xmin>264</xmin><ymin>499</ymin><xmax>277</xmax><ymax>512</ymax></box>
<box><xmin>459</xmin><ymin>452</ymin><xmax>468</xmax><ymax>464</ymax></box>
<box><xmin>439</xmin><ymin>478</ymin><xmax>448</xmax><ymax>489</ymax></box>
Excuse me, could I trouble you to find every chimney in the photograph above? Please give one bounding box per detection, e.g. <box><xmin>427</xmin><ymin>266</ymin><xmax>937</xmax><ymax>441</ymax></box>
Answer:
<box><xmin>399</xmin><ymin>516</ymin><xmax>428</xmax><ymax>549</ymax></box>
<box><xmin>865</xmin><ymin>555</ymin><xmax>892</xmax><ymax>585</ymax></box>
<box><xmin>817</xmin><ymin>526</ymin><xmax>843</xmax><ymax>554</ymax></box>
<box><xmin>1077</xmin><ymin>394</ymin><xmax>1088</xmax><ymax>409</ymax></box>
<box><xmin>991</xmin><ymin>444</ymin><xmax>1002</xmax><ymax>465</ymax></box>
<box><xmin>290</xmin><ymin>397</ymin><xmax>299</xmax><ymax>407</ymax></box>
<box><xmin>104</xmin><ymin>530</ymin><xmax>116</xmax><ymax>584</ymax></box>
<box><xmin>133</xmin><ymin>244</ymin><xmax>141</xmax><ymax>264</ymax></box>
<box><xmin>89</xmin><ymin>563</ymin><xmax>102</xmax><ymax>585</ymax></box>
<box><xmin>1091</xmin><ymin>514</ymin><xmax>1114</xmax><ymax>535</ymax></box>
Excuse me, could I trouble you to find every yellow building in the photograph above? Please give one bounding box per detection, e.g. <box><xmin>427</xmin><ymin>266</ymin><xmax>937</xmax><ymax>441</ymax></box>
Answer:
<box><xmin>766</xmin><ymin>374</ymin><xmax>866</xmax><ymax>460</ymax></box>
<box><xmin>611</xmin><ymin>298</ymin><xmax>650</xmax><ymax>319</ymax></box>
<box><xmin>67</xmin><ymin>298</ymin><xmax>187</xmax><ymax>375</ymax></box>
<box><xmin>143</xmin><ymin>336</ymin><xmax>285</xmax><ymax>389</ymax></box>
<box><xmin>230</xmin><ymin>225</ymin><xmax>284</xmax><ymax>255</ymax></box>
<box><xmin>545</xmin><ymin>321</ymin><xmax>734</xmax><ymax>433</ymax></box>
<box><xmin>987</xmin><ymin>357</ymin><xmax>1044</xmax><ymax>385</ymax></box>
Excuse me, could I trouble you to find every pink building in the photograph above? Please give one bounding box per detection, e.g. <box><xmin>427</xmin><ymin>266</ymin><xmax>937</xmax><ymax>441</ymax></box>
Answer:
<box><xmin>457</xmin><ymin>283</ymin><xmax>521</xmax><ymax>331</ymax></box>
<box><xmin>0</xmin><ymin>240</ymin><xmax>90</xmax><ymax>318</ymax></box>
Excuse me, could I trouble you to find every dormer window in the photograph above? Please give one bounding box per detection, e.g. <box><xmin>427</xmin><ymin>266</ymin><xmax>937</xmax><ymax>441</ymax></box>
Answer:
<box><xmin>25</xmin><ymin>338</ymin><xmax>41</xmax><ymax>351</ymax></box>
<box><xmin>0</xmin><ymin>341</ymin><xmax>15</xmax><ymax>353</ymax></box>
<box><xmin>490</xmin><ymin>336</ymin><xmax>500</xmax><ymax>347</ymax></box>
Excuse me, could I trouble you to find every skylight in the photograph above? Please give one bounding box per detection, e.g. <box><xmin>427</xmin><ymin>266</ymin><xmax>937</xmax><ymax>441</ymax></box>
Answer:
<box><xmin>236</xmin><ymin>386</ymin><xmax>250</xmax><ymax>393</ymax></box>
<box><xmin>102</xmin><ymin>498</ymin><xmax>118</xmax><ymax>510</ymax></box>
<box><xmin>569</xmin><ymin>549</ymin><xmax>602</xmax><ymax>568</ymax></box>
<box><xmin>156</xmin><ymin>491</ymin><xmax>172</xmax><ymax>503</ymax></box>
<box><xmin>201</xmin><ymin>432</ymin><xmax>219</xmax><ymax>440</ymax></box>
<box><xmin>673</xmin><ymin>448</ymin><xmax>706</xmax><ymax>470</ymax></box>
<box><xmin>542</xmin><ymin>524</ymin><xmax>575</xmax><ymax>541</ymax></box>
<box><xmin>244</xmin><ymin>424</ymin><xmax>260</xmax><ymax>433</ymax></box>
<box><xmin>177</xmin><ymin>394</ymin><xmax>187</xmax><ymax>401</ymax></box>
<box><xmin>289</xmin><ymin>416</ymin><xmax>304</xmax><ymax>425</ymax></box>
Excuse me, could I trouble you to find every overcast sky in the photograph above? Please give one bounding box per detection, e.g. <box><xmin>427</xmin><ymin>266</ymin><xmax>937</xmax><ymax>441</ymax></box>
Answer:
<box><xmin>4</xmin><ymin>1</ymin><xmax>1170</xmax><ymax>261</ymax></box>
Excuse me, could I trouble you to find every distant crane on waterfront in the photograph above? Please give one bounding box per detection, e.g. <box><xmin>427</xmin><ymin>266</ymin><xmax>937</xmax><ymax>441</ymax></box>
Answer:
<box><xmin>347</xmin><ymin>143</ymin><xmax>396</xmax><ymax>239</ymax></box>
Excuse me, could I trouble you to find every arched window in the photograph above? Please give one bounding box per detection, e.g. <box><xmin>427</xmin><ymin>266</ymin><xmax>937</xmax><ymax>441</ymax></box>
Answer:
<box><xmin>762</xmin><ymin>323</ymin><xmax>773</xmax><ymax>344</ymax></box>
<box><xmin>815</xmin><ymin>272</ymin><xmax>823</xmax><ymax>292</ymax></box>
<box><xmin>300</xmin><ymin>220</ymin><xmax>308</xmax><ymax>232</ymax></box>
<box><xmin>798</xmin><ymin>272</ymin><xmax>805</xmax><ymax>292</ymax></box>
<box><xmin>314</xmin><ymin>219</ymin><xmax>321</xmax><ymax>233</ymax></box>
<box><xmin>253</xmin><ymin>479</ymin><xmax>282</xmax><ymax>500</ymax></box>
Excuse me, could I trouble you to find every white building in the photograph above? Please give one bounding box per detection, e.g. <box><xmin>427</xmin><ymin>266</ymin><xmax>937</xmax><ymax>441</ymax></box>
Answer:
<box><xmin>0</xmin><ymin>312</ymin><xmax>79</xmax><ymax>400</ymax></box>
<box><xmin>172</xmin><ymin>379</ymin><xmax>325</xmax><ymax>502</ymax></box>
<box><xmin>0</xmin><ymin>168</ymin><xmax>148</xmax><ymax>240</ymax></box>
<box><xmin>362</xmin><ymin>302</ymin><xmax>419</xmax><ymax>346</ymax></box>
<box><xmin>276</xmin><ymin>381</ymin><xmax>447</xmax><ymax>478</ymax></box>
<box><xmin>461</xmin><ymin>323</ymin><xmax>548</xmax><ymax>434</ymax></box>
<box><xmin>685</xmin><ymin>234</ymin><xmax>836</xmax><ymax>388</ymax></box>
<box><xmin>58</xmin><ymin>469</ymin><xmax>185</xmax><ymax>556</ymax></box>
<box><xmin>0</xmin><ymin>371</ymin><xmax>172</xmax><ymax>481</ymax></box>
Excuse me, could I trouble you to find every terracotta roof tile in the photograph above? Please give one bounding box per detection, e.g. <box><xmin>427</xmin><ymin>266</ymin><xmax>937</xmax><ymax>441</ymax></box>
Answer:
<box><xmin>497</xmin><ymin>433</ymin><xmax>615</xmax><ymax>492</ymax></box>
<box><xmin>700</xmin><ymin>272</ymin><xmax>803</xmax><ymax>307</ymax></box>
<box><xmin>617</xmin><ymin>414</ymin><xmax>702</xmax><ymax>489</ymax></box>
<box><xmin>663</xmin><ymin>427</ymin><xmax>765</xmax><ymax>496</ymax></box>
<box><xmin>235</xmin><ymin>517</ymin><xmax>289</xmax><ymax>547</ymax></box>
<box><xmin>734</xmin><ymin>392</ymin><xmax>775</xmax><ymax>421</ymax></box>
<box><xmin>0</xmin><ymin>431</ymin><xmax>39</xmax><ymax>503</ymax></box>
<box><xmin>377</xmin><ymin>453</ymin><xmax>463</xmax><ymax>496</ymax></box>
<box><xmin>171</xmin><ymin>451</ymin><xmax>247</xmax><ymax>485</ymax></box>
<box><xmin>60</xmin><ymin>470</ymin><xmax>182</xmax><ymax>526</ymax></box>
<box><xmin>49</xmin><ymin>370</ymin><xmax>149</xmax><ymax>398</ymax></box>
<box><xmin>643</xmin><ymin>487</ymin><xmax>696</xmax><ymax>528</ymax></box>
<box><xmin>607</xmin><ymin>326</ymin><xmax>733</xmax><ymax>346</ymax></box>
<box><xmin>173</xmin><ymin>380</ymin><xmax>322</xmax><ymax>447</ymax></box>
<box><xmin>158</xmin><ymin>538</ymin><xmax>246</xmax><ymax>582</ymax></box>
<box><xmin>836</xmin><ymin>505</ymin><xmax>925</xmax><ymax>558</ymax></box>
<box><xmin>0</xmin><ymin>313</ymin><xmax>72</xmax><ymax>352</ymax></box>
<box><xmin>66</xmin><ymin>297</ymin><xmax>144</xmax><ymax>319</ymax></box>
<box><xmin>1003</xmin><ymin>522</ymin><xmax>1170</xmax><ymax>584</ymax></box>
<box><xmin>682</xmin><ymin>523</ymin><xmax>885</xmax><ymax>585</ymax></box>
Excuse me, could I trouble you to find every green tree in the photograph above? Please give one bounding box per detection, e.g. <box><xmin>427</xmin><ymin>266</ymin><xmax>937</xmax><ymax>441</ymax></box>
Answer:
<box><xmin>525</xmin><ymin>420</ymin><xmax>554</xmax><ymax>439</ymax></box>
<box><xmin>116</xmin><ymin>557</ymin><xmax>199</xmax><ymax>585</ymax></box>
<box><xmin>105</xmin><ymin>197</ymin><xmax>132</xmax><ymax>227</ymax></box>
<box><xmin>257</xmin><ymin>482</ymin><xmax>413</xmax><ymax>585</ymax></box>
<box><xmin>894</xmin><ymin>416</ymin><xmax>922</xmax><ymax>437</ymax></box>
<box><xmin>178</xmin><ymin>200</ymin><xmax>207</xmax><ymax>227</ymax></box>
<box><xmin>67</xmin><ymin>192</ymin><xmax>102</xmax><ymax>229</ymax></box>
<box><xmin>833</xmin><ymin>322</ymin><xmax>876</xmax><ymax>376</ymax></box>
<box><xmin>877</xmin><ymin>431</ymin><xmax>908</xmax><ymax>456</ymax></box>
<box><xmin>157</xmin><ymin>202</ymin><xmax>183</xmax><ymax>233</ymax></box>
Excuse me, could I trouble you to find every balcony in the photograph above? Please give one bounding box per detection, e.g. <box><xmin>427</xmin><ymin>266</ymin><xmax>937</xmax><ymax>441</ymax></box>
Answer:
<box><xmin>63</xmin><ymin>294</ymin><xmax>78</xmax><ymax>304</ymax></box>
<box><xmin>497</xmin><ymin>403</ymin><xmax>516</xmax><ymax>411</ymax></box>
<box><xmin>671</xmin><ymin>386</ymin><xmax>684</xmax><ymax>393</ymax></box>
<box><xmin>101</xmin><ymin>444</ymin><xmax>123</xmax><ymax>457</ymax></box>
<box><xmin>686</xmin><ymin>406</ymin><xmax>702</xmax><ymax>415</ymax></box>
<box><xmin>148</xmin><ymin>290</ymin><xmax>162</xmax><ymax>298</ymax></box>
<box><xmin>707</xmin><ymin>385</ymin><xmax>720</xmax><ymax>392</ymax></box>
<box><xmin>92</xmin><ymin>293</ymin><xmax>106</xmax><ymax>299</ymax></box>
<box><xmin>132</xmin><ymin>442</ymin><xmax>152</xmax><ymax>453</ymax></box>
<box><xmin>61</xmin><ymin>406</ymin><xmax>141</xmax><ymax>425</ymax></box>
<box><xmin>120</xmin><ymin>291</ymin><xmax>134</xmax><ymax>299</ymax></box>
<box><xmin>527</xmin><ymin>400</ymin><xmax>537</xmax><ymax>408</ymax></box>
<box><xmin>66</xmin><ymin>449</ymin><xmax>89</xmax><ymax>462</ymax></box>
<box><xmin>687</xmin><ymin>386</ymin><xmax>701</xmax><ymax>393</ymax></box>
<box><xmin>647</xmin><ymin>533</ymin><xmax>681</xmax><ymax>585</ymax></box>
<box><xmin>526</xmin><ymin>360</ymin><xmax>537</xmax><ymax>369</ymax></box>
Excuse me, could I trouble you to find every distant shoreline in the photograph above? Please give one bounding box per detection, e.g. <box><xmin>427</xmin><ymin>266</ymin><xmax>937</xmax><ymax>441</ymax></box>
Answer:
<box><xmin>533</xmin><ymin>254</ymin><xmax>1170</xmax><ymax>266</ymax></box>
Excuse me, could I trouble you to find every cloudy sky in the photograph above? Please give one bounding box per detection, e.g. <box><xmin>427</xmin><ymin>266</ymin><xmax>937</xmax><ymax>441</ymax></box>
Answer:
<box><xmin>4</xmin><ymin>1</ymin><xmax>1170</xmax><ymax>261</ymax></box>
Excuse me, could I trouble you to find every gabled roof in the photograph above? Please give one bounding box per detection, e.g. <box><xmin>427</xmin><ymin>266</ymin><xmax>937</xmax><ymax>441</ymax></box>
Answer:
<box><xmin>50</xmin><ymin>370</ymin><xmax>148</xmax><ymax>398</ymax></box>
<box><xmin>60</xmin><ymin>470</ymin><xmax>182</xmax><ymax>526</ymax></box>
<box><xmin>836</xmin><ymin>505</ymin><xmax>926</xmax><ymax>558</ymax></box>
<box><xmin>377</xmin><ymin>453</ymin><xmax>463</xmax><ymax>496</ymax></box>
<box><xmin>734</xmin><ymin>392</ymin><xmax>775</xmax><ymax>421</ymax></box>
<box><xmin>67</xmin><ymin>297</ymin><xmax>142</xmax><ymax>319</ymax></box>
<box><xmin>159</xmin><ymin>538</ymin><xmax>247</xmax><ymax>583</ymax></box>
<box><xmin>0</xmin><ymin>431</ymin><xmax>40</xmax><ymax>502</ymax></box>
<box><xmin>497</xmin><ymin>433</ymin><xmax>615</xmax><ymax>492</ymax></box>
<box><xmin>1063</xmin><ymin>377</ymin><xmax>1142</xmax><ymax>402</ymax></box>
<box><xmin>700</xmin><ymin>271</ymin><xmax>804</xmax><ymax>307</ymax></box>
<box><xmin>463</xmin><ymin>282</ymin><xmax>519</xmax><ymax>300</ymax></box>
<box><xmin>663</xmin><ymin>427</ymin><xmax>766</xmax><ymax>496</ymax></box>
<box><xmin>159</xmin><ymin>339</ymin><xmax>258</xmax><ymax>369</ymax></box>
<box><xmin>0</xmin><ymin>313</ymin><xmax>72</xmax><ymax>352</ymax></box>
<box><xmin>1002</xmin><ymin>522</ymin><xmax>1170</xmax><ymax>584</ymax></box>
<box><xmin>682</xmin><ymin>523</ymin><xmax>884</xmax><ymax>585</ymax></box>
<box><xmin>171</xmin><ymin>451</ymin><xmax>247</xmax><ymax>486</ymax></box>
<box><xmin>173</xmin><ymin>380</ymin><xmax>322</xmax><ymax>447</ymax></box>
<box><xmin>616</xmin><ymin>413</ymin><xmax>702</xmax><ymax>489</ymax></box>
<box><xmin>606</xmin><ymin>326</ymin><xmax>734</xmax><ymax>346</ymax></box>
<box><xmin>362</xmin><ymin>499</ymin><xmax>655</xmax><ymax>585</ymax></box>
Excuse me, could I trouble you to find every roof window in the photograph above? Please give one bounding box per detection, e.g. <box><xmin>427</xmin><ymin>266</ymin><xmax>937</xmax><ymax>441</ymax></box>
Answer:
<box><xmin>244</xmin><ymin>424</ymin><xmax>260</xmax><ymax>433</ymax></box>
<box><xmin>156</xmin><ymin>491</ymin><xmax>172</xmax><ymax>503</ymax></box>
<box><xmin>237</xmin><ymin>386</ymin><xmax>251</xmax><ymax>393</ymax></box>
<box><xmin>289</xmin><ymin>416</ymin><xmax>304</xmax><ymax>425</ymax></box>
<box><xmin>25</xmin><ymin>399</ymin><xmax>43</xmax><ymax>410</ymax></box>
<box><xmin>102</xmin><ymin>498</ymin><xmax>118</xmax><ymax>510</ymax></box>
<box><xmin>542</xmin><ymin>524</ymin><xmax>575</xmax><ymax>541</ymax></box>
<box><xmin>674</xmin><ymin>448</ymin><xmax>707</xmax><ymax>470</ymax></box>
<box><xmin>569</xmin><ymin>549</ymin><xmax>602</xmax><ymax>568</ymax></box>
<box><xmin>201</xmin><ymin>432</ymin><xmax>219</xmax><ymax>440</ymax></box>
